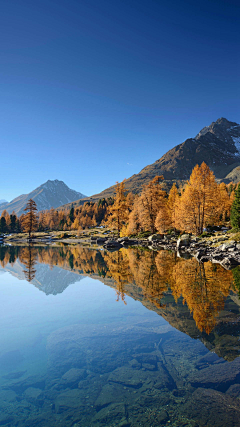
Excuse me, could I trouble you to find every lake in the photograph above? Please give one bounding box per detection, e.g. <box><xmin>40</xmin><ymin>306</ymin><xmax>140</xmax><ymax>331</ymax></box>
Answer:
<box><xmin>0</xmin><ymin>245</ymin><xmax>240</xmax><ymax>426</ymax></box>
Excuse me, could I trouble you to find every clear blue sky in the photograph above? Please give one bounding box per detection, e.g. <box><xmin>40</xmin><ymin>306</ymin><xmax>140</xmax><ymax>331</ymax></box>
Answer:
<box><xmin>1</xmin><ymin>0</ymin><xmax>239</xmax><ymax>201</ymax></box>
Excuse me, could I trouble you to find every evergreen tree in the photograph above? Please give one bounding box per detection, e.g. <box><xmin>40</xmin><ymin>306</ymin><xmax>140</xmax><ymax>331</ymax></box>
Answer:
<box><xmin>0</xmin><ymin>217</ymin><xmax>7</xmax><ymax>233</ymax></box>
<box><xmin>230</xmin><ymin>184</ymin><xmax>240</xmax><ymax>230</ymax></box>
<box><xmin>10</xmin><ymin>213</ymin><xmax>17</xmax><ymax>232</ymax></box>
<box><xmin>69</xmin><ymin>206</ymin><xmax>74</xmax><ymax>223</ymax></box>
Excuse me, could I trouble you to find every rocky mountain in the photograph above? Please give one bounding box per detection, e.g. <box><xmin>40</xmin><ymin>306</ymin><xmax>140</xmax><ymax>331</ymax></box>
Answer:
<box><xmin>0</xmin><ymin>199</ymin><xmax>8</xmax><ymax>205</ymax></box>
<box><xmin>0</xmin><ymin>180</ymin><xmax>86</xmax><ymax>216</ymax></box>
<box><xmin>61</xmin><ymin>117</ymin><xmax>240</xmax><ymax>208</ymax></box>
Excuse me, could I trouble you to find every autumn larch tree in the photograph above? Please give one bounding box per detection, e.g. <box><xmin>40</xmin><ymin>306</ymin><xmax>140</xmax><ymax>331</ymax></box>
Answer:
<box><xmin>22</xmin><ymin>199</ymin><xmax>38</xmax><ymax>240</ymax></box>
<box><xmin>138</xmin><ymin>176</ymin><xmax>166</xmax><ymax>234</ymax></box>
<box><xmin>155</xmin><ymin>183</ymin><xmax>179</xmax><ymax>235</ymax></box>
<box><xmin>175</xmin><ymin>162</ymin><xmax>217</xmax><ymax>235</ymax></box>
<box><xmin>107</xmin><ymin>180</ymin><xmax>130</xmax><ymax>237</ymax></box>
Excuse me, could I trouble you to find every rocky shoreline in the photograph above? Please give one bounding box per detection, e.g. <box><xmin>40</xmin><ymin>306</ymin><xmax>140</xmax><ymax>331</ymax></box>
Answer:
<box><xmin>1</xmin><ymin>229</ymin><xmax>240</xmax><ymax>271</ymax></box>
<box><xmin>91</xmin><ymin>233</ymin><xmax>240</xmax><ymax>271</ymax></box>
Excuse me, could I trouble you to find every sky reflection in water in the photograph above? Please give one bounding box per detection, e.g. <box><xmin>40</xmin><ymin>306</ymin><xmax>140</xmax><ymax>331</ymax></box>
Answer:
<box><xmin>0</xmin><ymin>245</ymin><xmax>240</xmax><ymax>426</ymax></box>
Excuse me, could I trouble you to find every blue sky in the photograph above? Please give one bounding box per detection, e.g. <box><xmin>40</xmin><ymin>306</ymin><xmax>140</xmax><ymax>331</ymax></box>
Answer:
<box><xmin>1</xmin><ymin>0</ymin><xmax>239</xmax><ymax>201</ymax></box>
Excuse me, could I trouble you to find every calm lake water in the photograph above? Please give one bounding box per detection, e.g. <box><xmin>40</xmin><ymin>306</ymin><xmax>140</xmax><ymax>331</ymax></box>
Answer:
<box><xmin>0</xmin><ymin>245</ymin><xmax>240</xmax><ymax>426</ymax></box>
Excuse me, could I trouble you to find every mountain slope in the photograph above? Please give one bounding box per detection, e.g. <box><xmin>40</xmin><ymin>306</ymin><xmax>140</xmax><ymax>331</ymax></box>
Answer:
<box><xmin>0</xmin><ymin>180</ymin><xmax>86</xmax><ymax>216</ymax></box>
<box><xmin>61</xmin><ymin>117</ymin><xmax>240</xmax><ymax>208</ymax></box>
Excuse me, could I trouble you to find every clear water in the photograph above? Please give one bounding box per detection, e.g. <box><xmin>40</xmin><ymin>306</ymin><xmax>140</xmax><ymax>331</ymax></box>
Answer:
<box><xmin>0</xmin><ymin>245</ymin><xmax>240</xmax><ymax>426</ymax></box>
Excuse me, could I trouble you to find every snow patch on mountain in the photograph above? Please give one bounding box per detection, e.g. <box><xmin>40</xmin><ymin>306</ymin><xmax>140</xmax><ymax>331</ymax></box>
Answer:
<box><xmin>232</xmin><ymin>136</ymin><xmax>240</xmax><ymax>155</ymax></box>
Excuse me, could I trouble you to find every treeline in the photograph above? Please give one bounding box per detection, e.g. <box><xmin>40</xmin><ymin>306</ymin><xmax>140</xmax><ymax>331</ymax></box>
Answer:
<box><xmin>0</xmin><ymin>197</ymin><xmax>113</xmax><ymax>234</ymax></box>
<box><xmin>0</xmin><ymin>162</ymin><xmax>239</xmax><ymax>235</ymax></box>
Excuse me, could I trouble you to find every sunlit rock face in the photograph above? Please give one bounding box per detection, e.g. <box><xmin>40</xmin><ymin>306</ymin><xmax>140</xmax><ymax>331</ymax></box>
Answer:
<box><xmin>61</xmin><ymin>118</ymin><xmax>240</xmax><ymax>207</ymax></box>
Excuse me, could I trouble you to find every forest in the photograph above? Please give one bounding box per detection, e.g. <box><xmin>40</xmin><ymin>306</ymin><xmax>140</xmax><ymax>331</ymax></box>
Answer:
<box><xmin>0</xmin><ymin>162</ymin><xmax>240</xmax><ymax>236</ymax></box>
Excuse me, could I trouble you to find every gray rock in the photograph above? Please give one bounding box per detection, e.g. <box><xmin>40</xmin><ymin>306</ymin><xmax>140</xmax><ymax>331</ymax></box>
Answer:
<box><xmin>195</xmin><ymin>249</ymin><xmax>206</xmax><ymax>261</ymax></box>
<box><xmin>148</xmin><ymin>234</ymin><xmax>163</xmax><ymax>242</ymax></box>
<box><xmin>220</xmin><ymin>256</ymin><xmax>240</xmax><ymax>270</ymax></box>
<box><xmin>103</xmin><ymin>240</ymin><xmax>121</xmax><ymax>247</ymax></box>
<box><xmin>96</xmin><ymin>238</ymin><xmax>107</xmax><ymax>244</ymax></box>
<box><xmin>117</xmin><ymin>237</ymin><xmax>129</xmax><ymax>243</ymax></box>
<box><xmin>177</xmin><ymin>234</ymin><xmax>190</xmax><ymax>249</ymax></box>
<box><xmin>221</xmin><ymin>243</ymin><xmax>235</xmax><ymax>251</ymax></box>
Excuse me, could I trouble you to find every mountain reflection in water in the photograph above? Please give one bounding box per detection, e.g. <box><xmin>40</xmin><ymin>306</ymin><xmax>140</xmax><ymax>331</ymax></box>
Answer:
<box><xmin>1</xmin><ymin>245</ymin><xmax>240</xmax><ymax>426</ymax></box>
<box><xmin>1</xmin><ymin>245</ymin><xmax>240</xmax><ymax>361</ymax></box>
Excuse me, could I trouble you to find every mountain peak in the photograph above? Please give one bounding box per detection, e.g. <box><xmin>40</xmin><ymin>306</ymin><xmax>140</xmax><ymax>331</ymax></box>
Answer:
<box><xmin>59</xmin><ymin>117</ymin><xmax>240</xmax><ymax>208</ymax></box>
<box><xmin>0</xmin><ymin>181</ymin><xmax>87</xmax><ymax>216</ymax></box>
<box><xmin>196</xmin><ymin>118</ymin><xmax>239</xmax><ymax>140</ymax></box>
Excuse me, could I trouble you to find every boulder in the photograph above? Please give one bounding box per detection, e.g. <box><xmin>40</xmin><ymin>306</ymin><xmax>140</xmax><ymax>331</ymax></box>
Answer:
<box><xmin>117</xmin><ymin>237</ymin><xmax>129</xmax><ymax>243</ymax></box>
<box><xmin>177</xmin><ymin>234</ymin><xmax>190</xmax><ymax>249</ymax></box>
<box><xmin>188</xmin><ymin>356</ymin><xmax>240</xmax><ymax>391</ymax></box>
<box><xmin>60</xmin><ymin>368</ymin><xmax>87</xmax><ymax>388</ymax></box>
<box><xmin>220</xmin><ymin>256</ymin><xmax>240</xmax><ymax>270</ymax></box>
<box><xmin>96</xmin><ymin>238</ymin><xmax>107</xmax><ymax>244</ymax></box>
<box><xmin>148</xmin><ymin>234</ymin><xmax>163</xmax><ymax>242</ymax></box>
<box><xmin>194</xmin><ymin>249</ymin><xmax>206</xmax><ymax>261</ymax></box>
<box><xmin>103</xmin><ymin>240</ymin><xmax>121</xmax><ymax>249</ymax></box>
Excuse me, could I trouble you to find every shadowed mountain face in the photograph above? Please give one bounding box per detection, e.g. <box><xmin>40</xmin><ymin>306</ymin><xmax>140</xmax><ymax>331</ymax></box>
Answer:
<box><xmin>0</xmin><ymin>179</ymin><xmax>86</xmax><ymax>215</ymax></box>
<box><xmin>1</xmin><ymin>245</ymin><xmax>240</xmax><ymax>361</ymax></box>
<box><xmin>62</xmin><ymin>118</ymin><xmax>240</xmax><ymax>207</ymax></box>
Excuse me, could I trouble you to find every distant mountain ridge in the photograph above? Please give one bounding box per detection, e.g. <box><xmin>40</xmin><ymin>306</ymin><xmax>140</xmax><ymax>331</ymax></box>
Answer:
<box><xmin>0</xmin><ymin>180</ymin><xmax>86</xmax><ymax>216</ymax></box>
<box><xmin>60</xmin><ymin>117</ymin><xmax>240</xmax><ymax>209</ymax></box>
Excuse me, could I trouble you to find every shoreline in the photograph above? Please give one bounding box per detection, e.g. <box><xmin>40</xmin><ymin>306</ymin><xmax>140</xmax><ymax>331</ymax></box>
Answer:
<box><xmin>1</xmin><ymin>229</ymin><xmax>240</xmax><ymax>271</ymax></box>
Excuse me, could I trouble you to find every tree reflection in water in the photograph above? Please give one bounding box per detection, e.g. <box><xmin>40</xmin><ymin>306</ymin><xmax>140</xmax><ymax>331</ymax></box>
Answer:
<box><xmin>19</xmin><ymin>246</ymin><xmax>37</xmax><ymax>282</ymax></box>
<box><xmin>0</xmin><ymin>245</ymin><xmax>237</xmax><ymax>334</ymax></box>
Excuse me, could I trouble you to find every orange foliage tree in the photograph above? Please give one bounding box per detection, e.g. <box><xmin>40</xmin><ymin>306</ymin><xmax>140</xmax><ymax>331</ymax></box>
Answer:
<box><xmin>175</xmin><ymin>162</ymin><xmax>217</xmax><ymax>235</ymax></box>
<box><xmin>137</xmin><ymin>176</ymin><xmax>167</xmax><ymax>234</ymax></box>
<box><xmin>106</xmin><ymin>180</ymin><xmax>132</xmax><ymax>236</ymax></box>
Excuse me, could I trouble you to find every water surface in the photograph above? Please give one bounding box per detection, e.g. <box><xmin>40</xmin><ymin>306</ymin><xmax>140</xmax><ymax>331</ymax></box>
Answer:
<box><xmin>0</xmin><ymin>245</ymin><xmax>240</xmax><ymax>426</ymax></box>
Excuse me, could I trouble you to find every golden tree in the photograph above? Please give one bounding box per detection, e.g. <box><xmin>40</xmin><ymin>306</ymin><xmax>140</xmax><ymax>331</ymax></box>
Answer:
<box><xmin>175</xmin><ymin>162</ymin><xmax>217</xmax><ymax>235</ymax></box>
<box><xmin>107</xmin><ymin>180</ymin><xmax>130</xmax><ymax>236</ymax></box>
<box><xmin>126</xmin><ymin>196</ymin><xmax>141</xmax><ymax>235</ymax></box>
<box><xmin>138</xmin><ymin>176</ymin><xmax>166</xmax><ymax>234</ymax></box>
<box><xmin>155</xmin><ymin>201</ymin><xmax>170</xmax><ymax>234</ymax></box>
<box><xmin>22</xmin><ymin>199</ymin><xmax>38</xmax><ymax>239</ymax></box>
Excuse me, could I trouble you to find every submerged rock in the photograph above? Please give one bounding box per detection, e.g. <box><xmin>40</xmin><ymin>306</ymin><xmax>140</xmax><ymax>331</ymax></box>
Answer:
<box><xmin>188</xmin><ymin>356</ymin><xmax>240</xmax><ymax>392</ymax></box>
<box><xmin>60</xmin><ymin>368</ymin><xmax>87</xmax><ymax>388</ymax></box>
<box><xmin>182</xmin><ymin>387</ymin><xmax>240</xmax><ymax>427</ymax></box>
